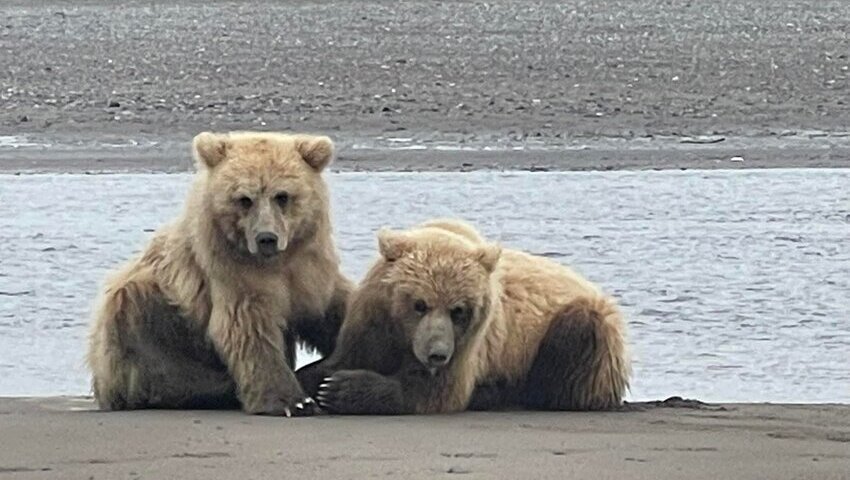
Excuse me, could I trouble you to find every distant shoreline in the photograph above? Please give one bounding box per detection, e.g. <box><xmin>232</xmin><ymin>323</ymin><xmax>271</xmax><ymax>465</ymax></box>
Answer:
<box><xmin>2</xmin><ymin>133</ymin><xmax>849</xmax><ymax>174</ymax></box>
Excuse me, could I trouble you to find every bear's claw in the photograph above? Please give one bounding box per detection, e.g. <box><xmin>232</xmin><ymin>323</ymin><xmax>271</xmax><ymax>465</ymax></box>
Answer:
<box><xmin>314</xmin><ymin>371</ymin><xmax>378</xmax><ymax>414</ymax></box>
<box><xmin>290</xmin><ymin>397</ymin><xmax>322</xmax><ymax>416</ymax></box>
<box><xmin>316</xmin><ymin>375</ymin><xmax>342</xmax><ymax>412</ymax></box>
<box><xmin>295</xmin><ymin>397</ymin><xmax>315</xmax><ymax>411</ymax></box>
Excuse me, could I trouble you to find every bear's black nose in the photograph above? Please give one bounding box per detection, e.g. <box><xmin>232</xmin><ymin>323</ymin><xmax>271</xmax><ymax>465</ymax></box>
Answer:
<box><xmin>428</xmin><ymin>353</ymin><xmax>449</xmax><ymax>365</ymax></box>
<box><xmin>256</xmin><ymin>232</ymin><xmax>279</xmax><ymax>252</ymax></box>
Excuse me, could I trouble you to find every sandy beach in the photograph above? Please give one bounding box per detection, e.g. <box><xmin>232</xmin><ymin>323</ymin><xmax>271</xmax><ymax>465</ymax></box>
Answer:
<box><xmin>0</xmin><ymin>397</ymin><xmax>848</xmax><ymax>479</ymax></box>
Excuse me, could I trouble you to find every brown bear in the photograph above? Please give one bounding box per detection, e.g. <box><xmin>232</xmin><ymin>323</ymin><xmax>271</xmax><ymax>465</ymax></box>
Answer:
<box><xmin>87</xmin><ymin>131</ymin><xmax>352</xmax><ymax>415</ymax></box>
<box><xmin>297</xmin><ymin>219</ymin><xmax>630</xmax><ymax>414</ymax></box>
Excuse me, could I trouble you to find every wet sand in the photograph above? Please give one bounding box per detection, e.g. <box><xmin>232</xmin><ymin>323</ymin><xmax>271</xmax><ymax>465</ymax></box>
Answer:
<box><xmin>2</xmin><ymin>135</ymin><xmax>850</xmax><ymax>173</ymax></box>
<box><xmin>0</xmin><ymin>397</ymin><xmax>848</xmax><ymax>479</ymax></box>
<box><xmin>2</xmin><ymin>0</ymin><xmax>849</xmax><ymax>172</ymax></box>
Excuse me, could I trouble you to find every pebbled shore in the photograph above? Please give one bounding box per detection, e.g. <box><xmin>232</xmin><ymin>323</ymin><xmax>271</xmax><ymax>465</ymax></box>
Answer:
<box><xmin>1</xmin><ymin>0</ymin><xmax>849</xmax><ymax>172</ymax></box>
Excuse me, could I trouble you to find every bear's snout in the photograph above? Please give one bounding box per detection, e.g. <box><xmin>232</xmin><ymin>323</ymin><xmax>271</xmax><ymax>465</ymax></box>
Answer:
<box><xmin>427</xmin><ymin>346</ymin><xmax>451</xmax><ymax>367</ymax></box>
<box><xmin>255</xmin><ymin>232</ymin><xmax>279</xmax><ymax>256</ymax></box>
<box><xmin>413</xmin><ymin>314</ymin><xmax>456</xmax><ymax>370</ymax></box>
<box><xmin>424</xmin><ymin>339</ymin><xmax>453</xmax><ymax>368</ymax></box>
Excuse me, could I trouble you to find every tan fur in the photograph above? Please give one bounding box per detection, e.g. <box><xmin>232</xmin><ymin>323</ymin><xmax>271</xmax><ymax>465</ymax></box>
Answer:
<box><xmin>419</xmin><ymin>218</ymin><xmax>486</xmax><ymax>244</ymax></box>
<box><xmin>87</xmin><ymin>131</ymin><xmax>352</xmax><ymax>414</ymax></box>
<box><xmin>334</xmin><ymin>219</ymin><xmax>630</xmax><ymax>413</ymax></box>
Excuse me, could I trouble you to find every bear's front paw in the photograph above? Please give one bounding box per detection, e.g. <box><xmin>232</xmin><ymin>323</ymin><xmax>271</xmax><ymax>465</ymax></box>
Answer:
<box><xmin>246</xmin><ymin>387</ymin><xmax>317</xmax><ymax>417</ymax></box>
<box><xmin>294</xmin><ymin>397</ymin><xmax>322</xmax><ymax>416</ymax></box>
<box><xmin>316</xmin><ymin>370</ymin><xmax>377</xmax><ymax>414</ymax></box>
<box><xmin>315</xmin><ymin>370</ymin><xmax>403</xmax><ymax>415</ymax></box>
<box><xmin>251</xmin><ymin>397</ymin><xmax>318</xmax><ymax>417</ymax></box>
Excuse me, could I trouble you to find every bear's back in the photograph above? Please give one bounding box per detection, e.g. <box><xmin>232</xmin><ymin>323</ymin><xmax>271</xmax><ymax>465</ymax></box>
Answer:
<box><xmin>419</xmin><ymin>219</ymin><xmax>485</xmax><ymax>246</ymax></box>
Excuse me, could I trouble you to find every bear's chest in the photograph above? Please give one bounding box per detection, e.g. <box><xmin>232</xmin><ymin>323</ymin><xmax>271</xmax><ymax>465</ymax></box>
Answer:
<box><xmin>282</xmin><ymin>265</ymin><xmax>334</xmax><ymax>320</ymax></box>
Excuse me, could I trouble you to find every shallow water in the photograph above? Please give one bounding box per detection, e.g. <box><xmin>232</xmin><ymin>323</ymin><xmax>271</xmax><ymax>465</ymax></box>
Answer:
<box><xmin>1</xmin><ymin>169</ymin><xmax>848</xmax><ymax>402</ymax></box>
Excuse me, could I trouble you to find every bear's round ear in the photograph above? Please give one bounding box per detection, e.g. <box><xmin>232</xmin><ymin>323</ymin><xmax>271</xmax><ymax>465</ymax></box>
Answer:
<box><xmin>377</xmin><ymin>228</ymin><xmax>414</xmax><ymax>262</ymax></box>
<box><xmin>475</xmin><ymin>244</ymin><xmax>501</xmax><ymax>273</ymax></box>
<box><xmin>193</xmin><ymin>132</ymin><xmax>229</xmax><ymax>169</ymax></box>
<box><xmin>295</xmin><ymin>135</ymin><xmax>334</xmax><ymax>172</ymax></box>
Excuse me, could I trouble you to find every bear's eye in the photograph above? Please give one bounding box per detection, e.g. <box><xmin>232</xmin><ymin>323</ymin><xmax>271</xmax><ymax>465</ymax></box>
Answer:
<box><xmin>237</xmin><ymin>196</ymin><xmax>253</xmax><ymax>209</ymax></box>
<box><xmin>413</xmin><ymin>299</ymin><xmax>429</xmax><ymax>314</ymax></box>
<box><xmin>450</xmin><ymin>306</ymin><xmax>470</xmax><ymax>325</ymax></box>
<box><xmin>275</xmin><ymin>192</ymin><xmax>289</xmax><ymax>207</ymax></box>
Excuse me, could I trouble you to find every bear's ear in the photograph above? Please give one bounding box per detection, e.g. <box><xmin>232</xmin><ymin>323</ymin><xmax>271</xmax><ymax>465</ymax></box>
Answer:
<box><xmin>295</xmin><ymin>135</ymin><xmax>335</xmax><ymax>172</ymax></box>
<box><xmin>377</xmin><ymin>228</ymin><xmax>414</xmax><ymax>261</ymax></box>
<box><xmin>193</xmin><ymin>132</ymin><xmax>229</xmax><ymax>169</ymax></box>
<box><xmin>475</xmin><ymin>244</ymin><xmax>501</xmax><ymax>273</ymax></box>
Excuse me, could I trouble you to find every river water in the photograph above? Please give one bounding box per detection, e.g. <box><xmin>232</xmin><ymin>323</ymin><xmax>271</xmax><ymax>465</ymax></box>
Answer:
<box><xmin>1</xmin><ymin>169</ymin><xmax>848</xmax><ymax>402</ymax></box>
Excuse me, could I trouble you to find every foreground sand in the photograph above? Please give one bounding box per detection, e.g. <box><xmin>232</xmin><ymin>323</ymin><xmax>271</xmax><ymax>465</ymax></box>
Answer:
<box><xmin>1</xmin><ymin>397</ymin><xmax>848</xmax><ymax>479</ymax></box>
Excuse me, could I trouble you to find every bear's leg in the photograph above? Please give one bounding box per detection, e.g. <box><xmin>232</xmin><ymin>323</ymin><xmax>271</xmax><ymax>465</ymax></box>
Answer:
<box><xmin>284</xmin><ymin>330</ymin><xmax>297</xmax><ymax>370</ymax></box>
<box><xmin>88</xmin><ymin>277</ymin><xmax>159</xmax><ymax>410</ymax></box>
<box><xmin>316</xmin><ymin>357</ymin><xmax>435</xmax><ymax>415</ymax></box>
<box><xmin>208</xmin><ymin>296</ymin><xmax>306</xmax><ymax>415</ymax></box>
<box><xmin>315</xmin><ymin>370</ymin><xmax>408</xmax><ymax>415</ymax></box>
<box><xmin>295</xmin><ymin>357</ymin><xmax>331</xmax><ymax>398</ymax></box>
<box><xmin>133</xmin><ymin>346</ymin><xmax>238</xmax><ymax>410</ymax></box>
<box><xmin>468</xmin><ymin>380</ymin><xmax>522</xmax><ymax>411</ymax></box>
<box><xmin>294</xmin><ymin>331</ymin><xmax>403</xmax><ymax>399</ymax></box>
<box><xmin>130</xmin><ymin>298</ymin><xmax>237</xmax><ymax>409</ymax></box>
<box><xmin>293</xmin><ymin>276</ymin><xmax>353</xmax><ymax>358</ymax></box>
<box><xmin>89</xmin><ymin>278</ymin><xmax>237</xmax><ymax>410</ymax></box>
<box><xmin>522</xmin><ymin>296</ymin><xmax>630</xmax><ymax>411</ymax></box>
<box><xmin>295</xmin><ymin>297</ymin><xmax>405</xmax><ymax>398</ymax></box>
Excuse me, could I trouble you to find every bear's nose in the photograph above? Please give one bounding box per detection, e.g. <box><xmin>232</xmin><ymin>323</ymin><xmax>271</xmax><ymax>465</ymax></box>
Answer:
<box><xmin>256</xmin><ymin>232</ymin><xmax>279</xmax><ymax>252</ymax></box>
<box><xmin>428</xmin><ymin>353</ymin><xmax>450</xmax><ymax>366</ymax></box>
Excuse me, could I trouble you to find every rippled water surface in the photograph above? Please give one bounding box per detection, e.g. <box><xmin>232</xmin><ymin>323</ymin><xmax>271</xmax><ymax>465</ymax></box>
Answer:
<box><xmin>1</xmin><ymin>170</ymin><xmax>848</xmax><ymax>402</ymax></box>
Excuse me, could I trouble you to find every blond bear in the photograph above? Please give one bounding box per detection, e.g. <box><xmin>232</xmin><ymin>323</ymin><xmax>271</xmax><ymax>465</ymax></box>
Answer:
<box><xmin>87</xmin><ymin>131</ymin><xmax>352</xmax><ymax>415</ymax></box>
<box><xmin>298</xmin><ymin>219</ymin><xmax>630</xmax><ymax>414</ymax></box>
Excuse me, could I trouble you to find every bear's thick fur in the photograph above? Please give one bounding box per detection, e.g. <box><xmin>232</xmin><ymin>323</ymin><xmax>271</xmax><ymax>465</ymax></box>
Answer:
<box><xmin>87</xmin><ymin>131</ymin><xmax>352</xmax><ymax>415</ymax></box>
<box><xmin>298</xmin><ymin>219</ymin><xmax>630</xmax><ymax>414</ymax></box>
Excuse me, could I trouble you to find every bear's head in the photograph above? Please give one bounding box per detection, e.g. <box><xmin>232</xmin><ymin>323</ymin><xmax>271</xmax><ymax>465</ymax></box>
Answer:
<box><xmin>377</xmin><ymin>226</ymin><xmax>501</xmax><ymax>372</ymax></box>
<box><xmin>192</xmin><ymin>131</ymin><xmax>334</xmax><ymax>261</ymax></box>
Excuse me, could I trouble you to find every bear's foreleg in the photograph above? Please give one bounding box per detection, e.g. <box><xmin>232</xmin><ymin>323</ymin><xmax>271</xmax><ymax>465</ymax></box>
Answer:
<box><xmin>295</xmin><ymin>289</ymin><xmax>405</xmax><ymax>397</ymax></box>
<box><xmin>294</xmin><ymin>357</ymin><xmax>333</xmax><ymax>398</ymax></box>
<box><xmin>315</xmin><ymin>370</ymin><xmax>411</xmax><ymax>415</ymax></box>
<box><xmin>208</xmin><ymin>299</ymin><xmax>306</xmax><ymax>415</ymax></box>
<box><xmin>291</xmin><ymin>275</ymin><xmax>353</xmax><ymax>358</ymax></box>
<box><xmin>315</xmin><ymin>357</ymin><xmax>438</xmax><ymax>415</ymax></box>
